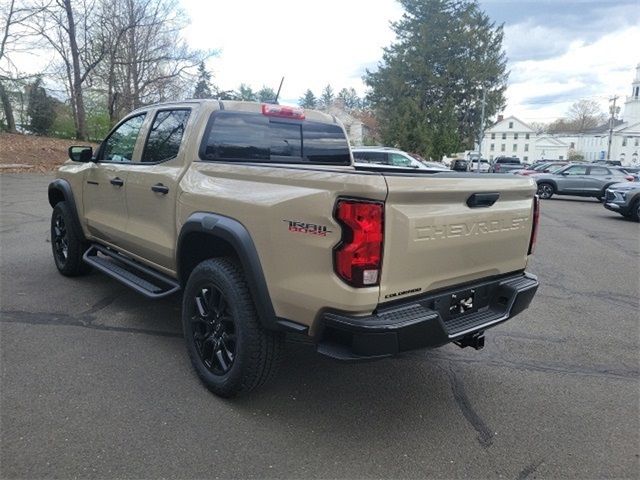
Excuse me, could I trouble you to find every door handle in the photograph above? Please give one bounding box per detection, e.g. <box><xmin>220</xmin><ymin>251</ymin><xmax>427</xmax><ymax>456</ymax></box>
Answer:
<box><xmin>151</xmin><ymin>183</ymin><xmax>169</xmax><ymax>195</ymax></box>
<box><xmin>110</xmin><ymin>177</ymin><xmax>124</xmax><ymax>187</ymax></box>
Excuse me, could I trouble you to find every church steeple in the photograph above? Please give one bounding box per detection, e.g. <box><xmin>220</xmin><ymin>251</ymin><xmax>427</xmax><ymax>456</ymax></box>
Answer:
<box><xmin>623</xmin><ymin>63</ymin><xmax>640</xmax><ymax>125</ymax></box>
<box><xmin>632</xmin><ymin>64</ymin><xmax>640</xmax><ymax>99</ymax></box>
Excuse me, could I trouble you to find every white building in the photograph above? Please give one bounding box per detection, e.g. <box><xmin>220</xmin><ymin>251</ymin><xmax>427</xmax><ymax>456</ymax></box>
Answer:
<box><xmin>480</xmin><ymin>115</ymin><xmax>563</xmax><ymax>162</ymax></box>
<box><xmin>480</xmin><ymin>63</ymin><xmax>640</xmax><ymax>166</ymax></box>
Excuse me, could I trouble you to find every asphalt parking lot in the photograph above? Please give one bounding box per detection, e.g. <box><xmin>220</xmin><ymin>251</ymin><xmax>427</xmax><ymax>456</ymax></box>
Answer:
<box><xmin>1</xmin><ymin>173</ymin><xmax>639</xmax><ymax>479</ymax></box>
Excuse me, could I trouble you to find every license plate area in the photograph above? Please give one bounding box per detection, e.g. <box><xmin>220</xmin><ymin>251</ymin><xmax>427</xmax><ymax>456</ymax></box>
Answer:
<box><xmin>448</xmin><ymin>289</ymin><xmax>476</xmax><ymax>317</ymax></box>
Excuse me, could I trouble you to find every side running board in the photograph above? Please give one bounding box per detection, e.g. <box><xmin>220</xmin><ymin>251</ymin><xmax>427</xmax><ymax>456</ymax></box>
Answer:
<box><xmin>83</xmin><ymin>244</ymin><xmax>180</xmax><ymax>299</ymax></box>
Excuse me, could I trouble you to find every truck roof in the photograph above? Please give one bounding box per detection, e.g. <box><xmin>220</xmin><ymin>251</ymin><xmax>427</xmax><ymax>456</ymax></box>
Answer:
<box><xmin>129</xmin><ymin>99</ymin><xmax>336</xmax><ymax>124</ymax></box>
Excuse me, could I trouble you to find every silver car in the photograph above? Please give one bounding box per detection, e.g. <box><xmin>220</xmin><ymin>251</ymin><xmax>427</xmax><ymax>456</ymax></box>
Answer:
<box><xmin>603</xmin><ymin>182</ymin><xmax>640</xmax><ymax>221</ymax></box>
<box><xmin>535</xmin><ymin>164</ymin><xmax>632</xmax><ymax>200</ymax></box>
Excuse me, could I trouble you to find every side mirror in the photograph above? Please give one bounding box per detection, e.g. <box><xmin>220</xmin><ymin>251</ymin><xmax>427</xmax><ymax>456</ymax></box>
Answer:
<box><xmin>561</xmin><ymin>172</ymin><xmax>569</xmax><ymax>176</ymax></box>
<box><xmin>68</xmin><ymin>146</ymin><xmax>93</xmax><ymax>162</ymax></box>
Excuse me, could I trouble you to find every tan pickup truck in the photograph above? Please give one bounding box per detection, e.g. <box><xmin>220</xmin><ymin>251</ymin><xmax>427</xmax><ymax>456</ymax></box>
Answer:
<box><xmin>48</xmin><ymin>100</ymin><xmax>539</xmax><ymax>397</ymax></box>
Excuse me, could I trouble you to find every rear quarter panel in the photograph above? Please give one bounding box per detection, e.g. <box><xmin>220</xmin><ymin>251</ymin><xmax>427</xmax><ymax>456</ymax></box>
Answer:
<box><xmin>177</xmin><ymin>162</ymin><xmax>388</xmax><ymax>332</ymax></box>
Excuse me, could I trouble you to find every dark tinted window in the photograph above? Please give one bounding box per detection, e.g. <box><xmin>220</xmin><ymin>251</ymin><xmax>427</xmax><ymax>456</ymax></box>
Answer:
<box><xmin>270</xmin><ymin>122</ymin><xmax>301</xmax><ymax>158</ymax></box>
<box><xmin>497</xmin><ymin>157</ymin><xmax>520</xmax><ymax>164</ymax></box>
<box><xmin>201</xmin><ymin>112</ymin><xmax>350</xmax><ymax>165</ymax></box>
<box><xmin>202</xmin><ymin>113</ymin><xmax>269</xmax><ymax>161</ymax></box>
<box><xmin>142</xmin><ymin>109</ymin><xmax>190</xmax><ymax>163</ymax></box>
<box><xmin>301</xmin><ymin>123</ymin><xmax>350</xmax><ymax>164</ymax></box>
<box><xmin>563</xmin><ymin>165</ymin><xmax>587</xmax><ymax>175</ymax></box>
<box><xmin>353</xmin><ymin>151</ymin><xmax>386</xmax><ymax>164</ymax></box>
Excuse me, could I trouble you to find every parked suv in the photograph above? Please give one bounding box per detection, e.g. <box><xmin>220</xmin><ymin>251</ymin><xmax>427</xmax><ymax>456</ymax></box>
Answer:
<box><xmin>535</xmin><ymin>163</ymin><xmax>632</xmax><ymax>200</ymax></box>
<box><xmin>603</xmin><ymin>182</ymin><xmax>640</xmax><ymax>221</ymax></box>
<box><xmin>467</xmin><ymin>158</ymin><xmax>490</xmax><ymax>172</ymax></box>
<box><xmin>450</xmin><ymin>159</ymin><xmax>469</xmax><ymax>171</ymax></box>
<box><xmin>352</xmin><ymin>147</ymin><xmax>448</xmax><ymax>171</ymax></box>
<box><xmin>512</xmin><ymin>162</ymin><xmax>567</xmax><ymax>176</ymax></box>
<box><xmin>48</xmin><ymin>100</ymin><xmax>539</xmax><ymax>397</ymax></box>
<box><xmin>490</xmin><ymin>156</ymin><xmax>522</xmax><ymax>173</ymax></box>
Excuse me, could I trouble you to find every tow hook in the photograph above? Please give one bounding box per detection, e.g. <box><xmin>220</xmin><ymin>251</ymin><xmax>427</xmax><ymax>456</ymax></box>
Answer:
<box><xmin>455</xmin><ymin>332</ymin><xmax>485</xmax><ymax>350</ymax></box>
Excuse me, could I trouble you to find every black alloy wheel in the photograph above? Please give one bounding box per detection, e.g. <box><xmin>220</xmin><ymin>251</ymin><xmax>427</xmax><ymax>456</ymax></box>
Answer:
<box><xmin>537</xmin><ymin>183</ymin><xmax>554</xmax><ymax>199</ymax></box>
<box><xmin>52</xmin><ymin>213</ymin><xmax>69</xmax><ymax>265</ymax></box>
<box><xmin>182</xmin><ymin>257</ymin><xmax>283</xmax><ymax>397</ymax></box>
<box><xmin>50</xmin><ymin>202</ymin><xmax>91</xmax><ymax>276</ymax></box>
<box><xmin>190</xmin><ymin>284</ymin><xmax>237</xmax><ymax>375</ymax></box>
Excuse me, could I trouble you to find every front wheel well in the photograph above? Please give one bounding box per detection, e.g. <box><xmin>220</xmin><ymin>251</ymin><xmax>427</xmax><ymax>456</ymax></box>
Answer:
<box><xmin>48</xmin><ymin>188</ymin><xmax>65</xmax><ymax>208</ymax></box>
<box><xmin>177</xmin><ymin>232</ymin><xmax>238</xmax><ymax>287</ymax></box>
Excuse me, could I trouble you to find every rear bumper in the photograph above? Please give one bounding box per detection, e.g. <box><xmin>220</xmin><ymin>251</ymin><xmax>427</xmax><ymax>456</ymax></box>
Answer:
<box><xmin>316</xmin><ymin>272</ymin><xmax>538</xmax><ymax>361</ymax></box>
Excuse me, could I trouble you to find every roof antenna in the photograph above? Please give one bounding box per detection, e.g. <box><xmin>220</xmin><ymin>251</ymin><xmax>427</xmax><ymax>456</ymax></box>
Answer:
<box><xmin>273</xmin><ymin>76</ymin><xmax>285</xmax><ymax>104</ymax></box>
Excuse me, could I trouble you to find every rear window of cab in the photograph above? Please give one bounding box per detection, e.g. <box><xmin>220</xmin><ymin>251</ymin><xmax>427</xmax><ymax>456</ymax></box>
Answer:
<box><xmin>199</xmin><ymin>111</ymin><xmax>351</xmax><ymax>165</ymax></box>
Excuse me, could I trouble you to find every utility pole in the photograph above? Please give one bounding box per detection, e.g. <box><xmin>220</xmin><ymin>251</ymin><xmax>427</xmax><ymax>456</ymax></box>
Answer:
<box><xmin>606</xmin><ymin>95</ymin><xmax>619</xmax><ymax>160</ymax></box>
<box><xmin>477</xmin><ymin>87</ymin><xmax>487</xmax><ymax>172</ymax></box>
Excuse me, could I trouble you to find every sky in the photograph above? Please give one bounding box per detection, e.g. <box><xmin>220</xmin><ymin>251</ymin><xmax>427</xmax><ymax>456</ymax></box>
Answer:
<box><xmin>182</xmin><ymin>0</ymin><xmax>640</xmax><ymax>123</ymax></box>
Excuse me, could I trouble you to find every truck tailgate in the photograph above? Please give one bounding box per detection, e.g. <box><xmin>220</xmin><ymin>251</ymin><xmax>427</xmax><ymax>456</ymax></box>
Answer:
<box><xmin>380</xmin><ymin>173</ymin><xmax>536</xmax><ymax>303</ymax></box>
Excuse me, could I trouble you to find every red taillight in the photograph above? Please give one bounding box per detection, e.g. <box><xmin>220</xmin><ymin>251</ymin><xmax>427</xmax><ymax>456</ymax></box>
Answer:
<box><xmin>625</xmin><ymin>175</ymin><xmax>634</xmax><ymax>182</ymax></box>
<box><xmin>528</xmin><ymin>195</ymin><xmax>540</xmax><ymax>255</ymax></box>
<box><xmin>333</xmin><ymin>199</ymin><xmax>384</xmax><ymax>287</ymax></box>
<box><xmin>261</xmin><ymin>104</ymin><xmax>305</xmax><ymax>119</ymax></box>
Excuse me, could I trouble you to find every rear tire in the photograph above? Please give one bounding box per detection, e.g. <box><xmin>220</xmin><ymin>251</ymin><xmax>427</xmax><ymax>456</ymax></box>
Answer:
<box><xmin>50</xmin><ymin>202</ymin><xmax>90</xmax><ymax>276</ymax></box>
<box><xmin>537</xmin><ymin>183</ymin><xmax>554</xmax><ymax>199</ymax></box>
<box><xmin>182</xmin><ymin>257</ymin><xmax>283</xmax><ymax>397</ymax></box>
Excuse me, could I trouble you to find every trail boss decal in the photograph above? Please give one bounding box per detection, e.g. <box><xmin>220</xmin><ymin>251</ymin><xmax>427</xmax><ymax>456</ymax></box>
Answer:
<box><xmin>283</xmin><ymin>220</ymin><xmax>332</xmax><ymax>237</ymax></box>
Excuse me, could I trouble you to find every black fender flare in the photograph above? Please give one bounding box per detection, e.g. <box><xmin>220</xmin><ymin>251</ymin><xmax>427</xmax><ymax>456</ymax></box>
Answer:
<box><xmin>48</xmin><ymin>179</ymin><xmax>86</xmax><ymax>241</ymax></box>
<box><xmin>177</xmin><ymin>212</ymin><xmax>283</xmax><ymax>332</ymax></box>
<box><xmin>536</xmin><ymin>179</ymin><xmax>557</xmax><ymax>191</ymax></box>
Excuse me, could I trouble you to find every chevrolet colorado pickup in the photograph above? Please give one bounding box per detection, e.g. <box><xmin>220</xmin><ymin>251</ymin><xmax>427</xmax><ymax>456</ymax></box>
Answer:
<box><xmin>49</xmin><ymin>100</ymin><xmax>539</xmax><ymax>397</ymax></box>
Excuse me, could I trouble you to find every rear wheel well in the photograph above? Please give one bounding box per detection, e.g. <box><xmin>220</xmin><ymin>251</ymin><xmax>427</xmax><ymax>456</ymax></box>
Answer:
<box><xmin>178</xmin><ymin>232</ymin><xmax>238</xmax><ymax>286</ymax></box>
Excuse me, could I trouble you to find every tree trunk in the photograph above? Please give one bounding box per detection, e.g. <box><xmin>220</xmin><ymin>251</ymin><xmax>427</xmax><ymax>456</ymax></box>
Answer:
<box><xmin>63</xmin><ymin>0</ymin><xmax>87</xmax><ymax>140</ymax></box>
<box><xmin>0</xmin><ymin>81</ymin><xmax>16</xmax><ymax>132</ymax></box>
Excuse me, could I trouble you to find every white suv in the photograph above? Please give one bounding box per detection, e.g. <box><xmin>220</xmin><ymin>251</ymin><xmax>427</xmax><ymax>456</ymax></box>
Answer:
<box><xmin>352</xmin><ymin>147</ymin><xmax>448</xmax><ymax>171</ymax></box>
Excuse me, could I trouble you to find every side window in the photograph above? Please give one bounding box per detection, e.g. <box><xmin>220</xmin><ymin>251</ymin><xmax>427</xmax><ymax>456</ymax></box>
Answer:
<box><xmin>101</xmin><ymin>114</ymin><xmax>146</xmax><ymax>162</ymax></box>
<box><xmin>564</xmin><ymin>166</ymin><xmax>587</xmax><ymax>175</ymax></box>
<box><xmin>354</xmin><ymin>151</ymin><xmax>386</xmax><ymax>164</ymax></box>
<box><xmin>142</xmin><ymin>109</ymin><xmax>190</xmax><ymax>163</ymax></box>
<box><xmin>389</xmin><ymin>153</ymin><xmax>412</xmax><ymax>167</ymax></box>
<box><xmin>588</xmin><ymin>167</ymin><xmax>609</xmax><ymax>175</ymax></box>
<box><xmin>200</xmin><ymin>112</ymin><xmax>351</xmax><ymax>165</ymax></box>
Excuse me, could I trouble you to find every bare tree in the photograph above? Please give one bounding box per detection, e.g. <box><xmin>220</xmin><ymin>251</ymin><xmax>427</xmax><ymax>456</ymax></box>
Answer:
<box><xmin>29</xmin><ymin>0</ymin><xmax>106</xmax><ymax>139</ymax></box>
<box><xmin>0</xmin><ymin>0</ymin><xmax>46</xmax><ymax>132</ymax></box>
<box><xmin>528</xmin><ymin>121</ymin><xmax>547</xmax><ymax>134</ymax></box>
<box><xmin>97</xmin><ymin>0</ymin><xmax>212</xmax><ymax>124</ymax></box>
<box><xmin>566</xmin><ymin>99</ymin><xmax>606</xmax><ymax>133</ymax></box>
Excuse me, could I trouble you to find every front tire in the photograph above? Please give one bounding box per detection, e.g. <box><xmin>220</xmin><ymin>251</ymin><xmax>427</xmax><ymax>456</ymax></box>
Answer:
<box><xmin>537</xmin><ymin>183</ymin><xmax>554</xmax><ymax>199</ymax></box>
<box><xmin>182</xmin><ymin>258</ymin><xmax>283</xmax><ymax>397</ymax></box>
<box><xmin>50</xmin><ymin>202</ymin><xmax>90</xmax><ymax>276</ymax></box>
<box><xmin>631</xmin><ymin>198</ymin><xmax>640</xmax><ymax>222</ymax></box>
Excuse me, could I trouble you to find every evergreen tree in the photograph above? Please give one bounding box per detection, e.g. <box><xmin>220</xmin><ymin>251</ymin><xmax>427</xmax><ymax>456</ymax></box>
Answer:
<box><xmin>236</xmin><ymin>84</ymin><xmax>257</xmax><ymax>101</ymax></box>
<box><xmin>337</xmin><ymin>87</ymin><xmax>362</xmax><ymax>110</ymax></box>
<box><xmin>365</xmin><ymin>0</ymin><xmax>507</xmax><ymax>159</ymax></box>
<box><xmin>257</xmin><ymin>86</ymin><xmax>277</xmax><ymax>103</ymax></box>
<box><xmin>27</xmin><ymin>77</ymin><xmax>55</xmax><ymax>135</ymax></box>
<box><xmin>299</xmin><ymin>89</ymin><xmax>317</xmax><ymax>109</ymax></box>
<box><xmin>193</xmin><ymin>62</ymin><xmax>213</xmax><ymax>99</ymax></box>
<box><xmin>319</xmin><ymin>84</ymin><xmax>335</xmax><ymax>109</ymax></box>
